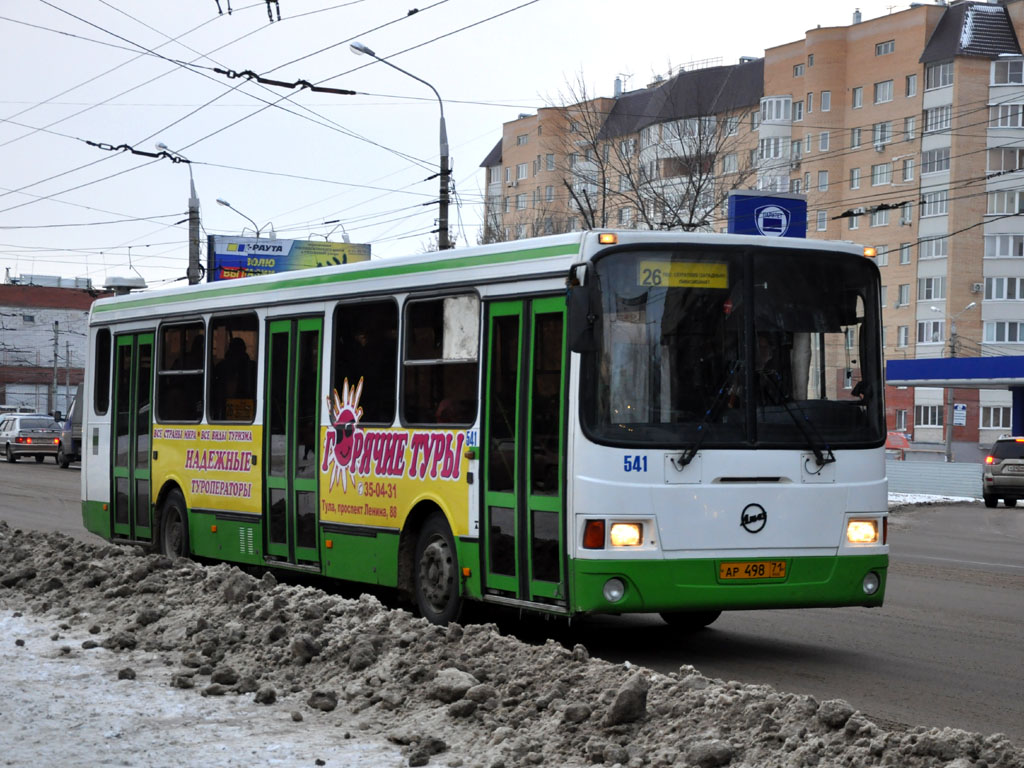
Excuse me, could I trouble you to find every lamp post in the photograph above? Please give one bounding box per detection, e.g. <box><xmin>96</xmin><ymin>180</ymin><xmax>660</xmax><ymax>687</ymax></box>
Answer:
<box><xmin>350</xmin><ymin>41</ymin><xmax>451</xmax><ymax>250</ymax></box>
<box><xmin>216</xmin><ymin>198</ymin><xmax>268</xmax><ymax>238</ymax></box>
<box><xmin>321</xmin><ymin>219</ymin><xmax>351</xmax><ymax>243</ymax></box>
<box><xmin>929</xmin><ymin>301</ymin><xmax>977</xmax><ymax>462</ymax></box>
<box><xmin>156</xmin><ymin>142</ymin><xmax>202</xmax><ymax>285</ymax></box>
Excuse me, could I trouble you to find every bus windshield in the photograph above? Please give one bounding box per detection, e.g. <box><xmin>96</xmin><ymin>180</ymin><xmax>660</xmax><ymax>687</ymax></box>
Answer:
<box><xmin>580</xmin><ymin>245</ymin><xmax>885</xmax><ymax>449</ymax></box>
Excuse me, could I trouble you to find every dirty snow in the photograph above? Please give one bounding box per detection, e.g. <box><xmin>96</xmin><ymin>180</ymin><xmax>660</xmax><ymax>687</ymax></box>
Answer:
<box><xmin>1</xmin><ymin>498</ymin><xmax>1022</xmax><ymax>768</ymax></box>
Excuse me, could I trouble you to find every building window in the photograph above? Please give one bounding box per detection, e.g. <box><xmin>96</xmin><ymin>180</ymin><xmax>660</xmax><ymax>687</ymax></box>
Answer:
<box><xmin>871</xmin><ymin>162</ymin><xmax>892</xmax><ymax>185</ymax></box>
<box><xmin>993</xmin><ymin>59</ymin><xmax>1024</xmax><ymax>85</ymax></box>
<box><xmin>488</xmin><ymin>167</ymin><xmax>501</xmax><ymax>184</ymax></box>
<box><xmin>989</xmin><ymin>103</ymin><xmax>1024</xmax><ymax>128</ymax></box>
<box><xmin>987</xmin><ymin>189</ymin><xmax>1024</xmax><ymax>215</ymax></box>
<box><xmin>904</xmin><ymin>116</ymin><xmax>916</xmax><ymax>141</ymax></box>
<box><xmin>808</xmin><ymin>54</ymin><xmax>814</xmax><ymax>66</ymax></box>
<box><xmin>793</xmin><ymin>101</ymin><xmax>804</xmax><ymax>121</ymax></box>
<box><xmin>516</xmin><ymin>134</ymin><xmax>528</xmax><ymax>146</ymax></box>
<box><xmin>794</xmin><ymin>63</ymin><xmax>805</xmax><ymax>77</ymax></box>
<box><xmin>569</xmin><ymin>121</ymin><xmax>580</xmax><ymax>133</ymax></box>
<box><xmin>751</xmin><ymin>111</ymin><xmax>760</xmax><ymax>129</ymax></box>
<box><xmin>870</xmin><ymin>208</ymin><xmax>889</xmax><ymax>227</ymax></box>
<box><xmin>516</xmin><ymin>163</ymin><xmax>528</xmax><ymax>180</ymax></box>
<box><xmin>921</xmin><ymin>190</ymin><xmax>948</xmax><ymax>217</ymax></box>
<box><xmin>921</xmin><ymin>147</ymin><xmax>950</xmax><ymax>174</ymax></box>
<box><xmin>516</xmin><ymin>194</ymin><xmax>527</xmax><ymax>210</ymax></box>
<box><xmin>902</xmin><ymin>158</ymin><xmax>915</xmax><ymax>181</ymax></box>
<box><xmin>817</xmin><ymin>131</ymin><xmax>828</xmax><ymax>152</ymax></box>
<box><xmin>850</xmin><ymin>167</ymin><xmax>861</xmax><ymax>189</ymax></box>
<box><xmin>849</xmin><ymin>214</ymin><xmax>858</xmax><ymax>230</ymax></box>
<box><xmin>850</xmin><ymin>127</ymin><xmax>861</xmax><ymax>148</ymax></box>
<box><xmin>895</xmin><ymin>409</ymin><xmax>907</xmax><ymax>430</ymax></box>
<box><xmin>545</xmin><ymin>185</ymin><xmax>554</xmax><ymax>202</ymax></box>
<box><xmin>915</xmin><ymin>404</ymin><xmax>944</xmax><ymax>426</ymax></box>
<box><xmin>918</xmin><ymin>276</ymin><xmax>946</xmax><ymax>300</ymax></box>
<box><xmin>924</xmin><ymin>105</ymin><xmax>952</xmax><ymax>133</ymax></box>
<box><xmin>919</xmin><ymin>236</ymin><xmax>948</xmax><ymax>260</ymax></box>
<box><xmin>988</xmin><ymin>147</ymin><xmax>1024</xmax><ymax>172</ymax></box>
<box><xmin>618</xmin><ymin>207</ymin><xmax>633</xmax><ymax>226</ymax></box>
<box><xmin>985</xmin><ymin>234</ymin><xmax>1024</xmax><ymax>257</ymax></box>
<box><xmin>821</xmin><ymin>91</ymin><xmax>831</xmax><ymax>112</ymax></box>
<box><xmin>880</xmin><ymin>285</ymin><xmax>888</xmax><ymax>307</ymax></box>
<box><xmin>899</xmin><ymin>242</ymin><xmax>912</xmax><ymax>264</ymax></box>
<box><xmin>816</xmin><ymin>210</ymin><xmax>827</xmax><ymax>231</ymax></box>
<box><xmin>760</xmin><ymin>97</ymin><xmax>792</xmax><ymax>123</ymax></box>
<box><xmin>982</xmin><ymin>406</ymin><xmax>1012</xmax><ymax>429</ymax></box>
<box><xmin>759</xmin><ymin>137</ymin><xmax>783</xmax><ymax>159</ymax></box>
<box><xmin>897</xmin><ymin>283</ymin><xmax>910</xmax><ymax>306</ymax></box>
<box><xmin>925</xmin><ymin>61</ymin><xmax>953</xmax><ymax>90</ymax></box>
<box><xmin>876</xmin><ymin>245</ymin><xmax>889</xmax><ymax>266</ymax></box>
<box><xmin>817</xmin><ymin>170</ymin><xmax>829</xmax><ymax>191</ymax></box>
<box><xmin>872</xmin><ymin>121</ymin><xmax>892</xmax><ymax>146</ymax></box>
<box><xmin>722</xmin><ymin>153</ymin><xmax>738</xmax><ymax>174</ymax></box>
<box><xmin>21</xmin><ymin>314</ymin><xmax>34</xmax><ymax>324</ymax></box>
<box><xmin>917</xmin><ymin>320</ymin><xmax>944</xmax><ymax>345</ymax></box>
<box><xmin>897</xmin><ymin>326</ymin><xmax>909</xmax><ymax>347</ymax></box>
<box><xmin>807</xmin><ymin>92</ymin><xmax>814</xmax><ymax>112</ymax></box>
<box><xmin>545</xmin><ymin>153</ymin><xmax>555</xmax><ymax>171</ymax></box>
<box><xmin>876</xmin><ymin>40</ymin><xmax>895</xmax><ymax>56</ymax></box>
<box><xmin>984</xmin><ymin>321</ymin><xmax>1024</xmax><ymax>342</ymax></box>
<box><xmin>503</xmin><ymin>196</ymin><xmax>510</xmax><ymax>213</ymax></box>
<box><xmin>791</xmin><ymin>179</ymin><xmax>802</xmax><ymax>194</ymax></box>
<box><xmin>985</xmin><ymin>276</ymin><xmax>1024</xmax><ymax>300</ymax></box>
<box><xmin>906</xmin><ymin>73</ymin><xmax>918</xmax><ymax>97</ymax></box>
<box><xmin>852</xmin><ymin>87</ymin><xmax>863</xmax><ymax>109</ymax></box>
<box><xmin>874</xmin><ymin>80</ymin><xmax>894</xmax><ymax>104</ymax></box>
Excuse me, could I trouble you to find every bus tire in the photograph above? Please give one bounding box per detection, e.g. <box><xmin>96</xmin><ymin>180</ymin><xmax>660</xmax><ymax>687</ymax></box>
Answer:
<box><xmin>159</xmin><ymin>490</ymin><xmax>190</xmax><ymax>560</ymax></box>
<box><xmin>413</xmin><ymin>513</ymin><xmax>461</xmax><ymax>625</ymax></box>
<box><xmin>659</xmin><ymin>610</ymin><xmax>721</xmax><ymax>630</ymax></box>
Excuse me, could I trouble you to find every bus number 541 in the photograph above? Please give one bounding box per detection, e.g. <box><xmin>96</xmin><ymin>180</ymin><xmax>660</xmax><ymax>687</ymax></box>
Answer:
<box><xmin>624</xmin><ymin>455</ymin><xmax>648</xmax><ymax>472</ymax></box>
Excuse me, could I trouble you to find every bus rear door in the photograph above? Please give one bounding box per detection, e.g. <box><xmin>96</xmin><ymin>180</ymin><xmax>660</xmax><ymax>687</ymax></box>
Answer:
<box><xmin>111</xmin><ymin>333</ymin><xmax>153</xmax><ymax>543</ymax></box>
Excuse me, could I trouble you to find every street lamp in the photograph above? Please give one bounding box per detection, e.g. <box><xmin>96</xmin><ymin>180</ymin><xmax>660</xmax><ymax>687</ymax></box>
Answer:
<box><xmin>216</xmin><ymin>198</ymin><xmax>273</xmax><ymax>239</ymax></box>
<box><xmin>928</xmin><ymin>301</ymin><xmax>977</xmax><ymax>462</ymax></box>
<box><xmin>156</xmin><ymin>142</ymin><xmax>202</xmax><ymax>285</ymax></box>
<box><xmin>350</xmin><ymin>41</ymin><xmax>451</xmax><ymax>250</ymax></box>
<box><xmin>320</xmin><ymin>219</ymin><xmax>351</xmax><ymax>243</ymax></box>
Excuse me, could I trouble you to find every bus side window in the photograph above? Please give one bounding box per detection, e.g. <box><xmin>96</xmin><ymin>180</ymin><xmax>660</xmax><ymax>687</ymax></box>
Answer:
<box><xmin>157</xmin><ymin>322</ymin><xmax>205</xmax><ymax>423</ymax></box>
<box><xmin>332</xmin><ymin>300</ymin><xmax>398</xmax><ymax>425</ymax></box>
<box><xmin>94</xmin><ymin>328</ymin><xmax>112</xmax><ymax>415</ymax></box>
<box><xmin>402</xmin><ymin>295</ymin><xmax>479</xmax><ymax>426</ymax></box>
<box><xmin>208</xmin><ymin>314</ymin><xmax>259</xmax><ymax>422</ymax></box>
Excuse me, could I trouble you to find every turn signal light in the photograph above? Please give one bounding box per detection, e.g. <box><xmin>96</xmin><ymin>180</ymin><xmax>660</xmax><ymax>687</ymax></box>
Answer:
<box><xmin>582</xmin><ymin>519</ymin><xmax>605</xmax><ymax>549</ymax></box>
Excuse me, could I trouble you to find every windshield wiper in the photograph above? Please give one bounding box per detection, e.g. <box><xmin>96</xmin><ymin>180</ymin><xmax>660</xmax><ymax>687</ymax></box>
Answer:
<box><xmin>760</xmin><ymin>370</ymin><xmax>836</xmax><ymax>468</ymax></box>
<box><xmin>671</xmin><ymin>361</ymin><xmax>741</xmax><ymax>471</ymax></box>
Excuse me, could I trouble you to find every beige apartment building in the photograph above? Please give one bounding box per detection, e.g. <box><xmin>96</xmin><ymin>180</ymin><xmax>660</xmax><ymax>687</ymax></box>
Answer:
<box><xmin>482</xmin><ymin>0</ymin><xmax>1024</xmax><ymax>454</ymax></box>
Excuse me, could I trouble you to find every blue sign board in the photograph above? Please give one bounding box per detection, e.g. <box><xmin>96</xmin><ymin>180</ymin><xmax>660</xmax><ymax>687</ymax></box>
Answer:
<box><xmin>727</xmin><ymin>190</ymin><xmax>807</xmax><ymax>238</ymax></box>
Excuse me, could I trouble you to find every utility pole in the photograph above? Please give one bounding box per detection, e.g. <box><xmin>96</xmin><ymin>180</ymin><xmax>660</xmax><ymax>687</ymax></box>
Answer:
<box><xmin>65</xmin><ymin>341</ymin><xmax>71</xmax><ymax>414</ymax></box>
<box><xmin>187</xmin><ymin>176</ymin><xmax>201</xmax><ymax>284</ymax></box>
<box><xmin>51</xmin><ymin>321</ymin><xmax>58</xmax><ymax>416</ymax></box>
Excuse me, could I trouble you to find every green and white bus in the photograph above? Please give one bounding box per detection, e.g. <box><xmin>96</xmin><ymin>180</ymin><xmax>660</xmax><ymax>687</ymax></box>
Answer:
<box><xmin>81</xmin><ymin>230</ymin><xmax>888</xmax><ymax>627</ymax></box>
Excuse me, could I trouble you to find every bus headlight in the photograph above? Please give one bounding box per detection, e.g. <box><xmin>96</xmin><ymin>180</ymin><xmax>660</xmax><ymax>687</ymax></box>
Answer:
<box><xmin>603</xmin><ymin>578</ymin><xmax>625</xmax><ymax>602</ymax></box>
<box><xmin>846</xmin><ymin>519</ymin><xmax>878</xmax><ymax>544</ymax></box>
<box><xmin>609</xmin><ymin>523</ymin><xmax>642</xmax><ymax>547</ymax></box>
<box><xmin>862</xmin><ymin>571</ymin><xmax>880</xmax><ymax>595</ymax></box>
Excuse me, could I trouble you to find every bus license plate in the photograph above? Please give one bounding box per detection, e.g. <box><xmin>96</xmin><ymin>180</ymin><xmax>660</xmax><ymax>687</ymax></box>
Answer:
<box><xmin>719</xmin><ymin>560</ymin><xmax>787</xmax><ymax>580</ymax></box>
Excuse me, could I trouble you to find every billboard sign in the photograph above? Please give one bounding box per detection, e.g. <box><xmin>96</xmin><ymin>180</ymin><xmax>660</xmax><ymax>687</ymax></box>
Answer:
<box><xmin>207</xmin><ymin>236</ymin><xmax>371</xmax><ymax>281</ymax></box>
<box><xmin>727</xmin><ymin>190</ymin><xmax>807</xmax><ymax>238</ymax></box>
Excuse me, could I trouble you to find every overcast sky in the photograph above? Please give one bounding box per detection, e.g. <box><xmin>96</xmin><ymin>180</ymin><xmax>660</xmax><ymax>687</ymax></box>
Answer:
<box><xmin>1</xmin><ymin>0</ymin><xmax>908</xmax><ymax>288</ymax></box>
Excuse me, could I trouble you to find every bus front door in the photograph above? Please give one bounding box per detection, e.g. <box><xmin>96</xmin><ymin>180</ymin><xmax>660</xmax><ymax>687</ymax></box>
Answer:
<box><xmin>264</xmin><ymin>317</ymin><xmax>323</xmax><ymax>568</ymax></box>
<box><xmin>483</xmin><ymin>297</ymin><xmax>567</xmax><ymax>607</ymax></box>
<box><xmin>111</xmin><ymin>333</ymin><xmax>153</xmax><ymax>543</ymax></box>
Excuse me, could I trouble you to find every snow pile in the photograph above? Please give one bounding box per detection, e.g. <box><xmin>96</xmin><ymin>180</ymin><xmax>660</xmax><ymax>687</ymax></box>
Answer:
<box><xmin>2</xmin><ymin>521</ymin><xmax>1022</xmax><ymax>768</ymax></box>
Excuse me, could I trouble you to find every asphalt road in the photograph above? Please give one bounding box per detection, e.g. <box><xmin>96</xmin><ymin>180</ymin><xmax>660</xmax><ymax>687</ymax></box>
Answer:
<box><xmin>1</xmin><ymin>459</ymin><xmax>1022</xmax><ymax>746</ymax></box>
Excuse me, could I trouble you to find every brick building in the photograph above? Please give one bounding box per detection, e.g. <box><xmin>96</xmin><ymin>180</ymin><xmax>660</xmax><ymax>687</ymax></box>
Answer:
<box><xmin>481</xmin><ymin>0</ymin><xmax>1024</xmax><ymax>454</ymax></box>
<box><xmin>0</xmin><ymin>284</ymin><xmax>107</xmax><ymax>415</ymax></box>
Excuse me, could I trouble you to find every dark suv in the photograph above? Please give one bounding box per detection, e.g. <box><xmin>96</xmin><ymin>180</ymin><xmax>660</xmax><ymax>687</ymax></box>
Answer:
<box><xmin>982</xmin><ymin>436</ymin><xmax>1024</xmax><ymax>508</ymax></box>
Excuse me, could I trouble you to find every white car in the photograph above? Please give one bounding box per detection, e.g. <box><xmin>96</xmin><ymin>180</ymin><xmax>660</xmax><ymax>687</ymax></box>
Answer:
<box><xmin>0</xmin><ymin>413</ymin><xmax>63</xmax><ymax>463</ymax></box>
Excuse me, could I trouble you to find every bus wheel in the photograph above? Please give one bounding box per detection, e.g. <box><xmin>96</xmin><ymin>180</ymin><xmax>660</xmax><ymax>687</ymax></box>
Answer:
<box><xmin>659</xmin><ymin>610</ymin><xmax>721</xmax><ymax>630</ymax></box>
<box><xmin>160</xmin><ymin>490</ymin><xmax>190</xmax><ymax>559</ymax></box>
<box><xmin>414</xmin><ymin>513</ymin><xmax>461</xmax><ymax>625</ymax></box>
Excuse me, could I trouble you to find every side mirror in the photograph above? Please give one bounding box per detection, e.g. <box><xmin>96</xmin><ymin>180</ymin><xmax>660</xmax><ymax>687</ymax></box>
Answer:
<box><xmin>566</xmin><ymin>264</ymin><xmax>596</xmax><ymax>353</ymax></box>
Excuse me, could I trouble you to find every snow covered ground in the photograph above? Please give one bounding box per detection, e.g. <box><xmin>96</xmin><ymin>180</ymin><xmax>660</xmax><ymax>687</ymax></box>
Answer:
<box><xmin>3</xmin><ymin>494</ymin><xmax>1021</xmax><ymax>768</ymax></box>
